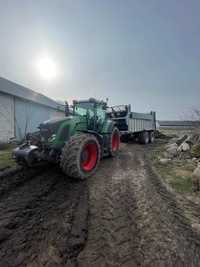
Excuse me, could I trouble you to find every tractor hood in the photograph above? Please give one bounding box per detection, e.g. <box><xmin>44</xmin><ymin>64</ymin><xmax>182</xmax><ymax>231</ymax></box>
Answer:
<box><xmin>39</xmin><ymin>116</ymin><xmax>74</xmax><ymax>133</ymax></box>
<box><xmin>40</xmin><ymin>116</ymin><xmax>73</xmax><ymax>126</ymax></box>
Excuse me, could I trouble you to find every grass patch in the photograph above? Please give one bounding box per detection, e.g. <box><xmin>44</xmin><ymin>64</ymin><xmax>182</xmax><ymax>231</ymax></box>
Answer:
<box><xmin>148</xmin><ymin>140</ymin><xmax>195</xmax><ymax>193</ymax></box>
<box><xmin>170</xmin><ymin>175</ymin><xmax>192</xmax><ymax>193</ymax></box>
<box><xmin>154</xmin><ymin>159</ymin><xmax>194</xmax><ymax>193</ymax></box>
<box><xmin>0</xmin><ymin>145</ymin><xmax>16</xmax><ymax>169</ymax></box>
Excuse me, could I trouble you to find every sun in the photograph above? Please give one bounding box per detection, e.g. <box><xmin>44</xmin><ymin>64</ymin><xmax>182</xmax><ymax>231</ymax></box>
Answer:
<box><xmin>36</xmin><ymin>56</ymin><xmax>58</xmax><ymax>81</ymax></box>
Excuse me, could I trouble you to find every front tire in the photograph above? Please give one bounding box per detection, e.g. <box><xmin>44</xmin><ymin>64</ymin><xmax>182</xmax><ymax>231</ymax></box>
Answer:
<box><xmin>60</xmin><ymin>134</ymin><xmax>101</xmax><ymax>179</ymax></box>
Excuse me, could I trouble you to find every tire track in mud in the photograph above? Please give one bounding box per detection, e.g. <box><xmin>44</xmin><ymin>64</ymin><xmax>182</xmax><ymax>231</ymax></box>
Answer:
<box><xmin>78</xmin><ymin>144</ymin><xmax>200</xmax><ymax>267</ymax></box>
<box><xmin>0</xmin><ymin>167</ymin><xmax>89</xmax><ymax>267</ymax></box>
<box><xmin>78</xmin><ymin>152</ymin><xmax>140</xmax><ymax>267</ymax></box>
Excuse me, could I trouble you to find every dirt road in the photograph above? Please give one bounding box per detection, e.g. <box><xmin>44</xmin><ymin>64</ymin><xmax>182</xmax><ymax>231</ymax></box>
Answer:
<box><xmin>0</xmin><ymin>167</ymin><xmax>88</xmax><ymax>267</ymax></box>
<box><xmin>1</xmin><ymin>143</ymin><xmax>200</xmax><ymax>267</ymax></box>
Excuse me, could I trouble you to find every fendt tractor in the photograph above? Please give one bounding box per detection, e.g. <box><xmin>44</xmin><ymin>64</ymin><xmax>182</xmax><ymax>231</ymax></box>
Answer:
<box><xmin>13</xmin><ymin>98</ymin><xmax>120</xmax><ymax>179</ymax></box>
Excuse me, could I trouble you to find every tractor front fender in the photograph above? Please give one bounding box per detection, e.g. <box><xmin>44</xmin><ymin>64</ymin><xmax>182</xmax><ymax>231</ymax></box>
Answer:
<box><xmin>101</xmin><ymin>120</ymin><xmax>116</xmax><ymax>134</ymax></box>
<box><xmin>82</xmin><ymin>130</ymin><xmax>104</xmax><ymax>146</ymax></box>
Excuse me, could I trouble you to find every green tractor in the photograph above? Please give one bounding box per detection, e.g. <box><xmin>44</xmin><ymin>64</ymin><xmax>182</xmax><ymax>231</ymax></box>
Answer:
<box><xmin>13</xmin><ymin>98</ymin><xmax>120</xmax><ymax>179</ymax></box>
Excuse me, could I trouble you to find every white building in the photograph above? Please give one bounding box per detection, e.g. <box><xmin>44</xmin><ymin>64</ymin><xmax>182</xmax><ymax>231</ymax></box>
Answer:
<box><xmin>0</xmin><ymin>77</ymin><xmax>65</xmax><ymax>142</ymax></box>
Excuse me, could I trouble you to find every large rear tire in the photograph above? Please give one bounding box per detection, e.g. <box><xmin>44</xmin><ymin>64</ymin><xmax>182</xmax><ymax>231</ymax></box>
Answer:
<box><xmin>108</xmin><ymin>127</ymin><xmax>120</xmax><ymax>157</ymax></box>
<box><xmin>139</xmin><ymin>131</ymin><xmax>149</xmax><ymax>144</ymax></box>
<box><xmin>149</xmin><ymin>131</ymin><xmax>155</xmax><ymax>143</ymax></box>
<box><xmin>60</xmin><ymin>134</ymin><xmax>101</xmax><ymax>180</ymax></box>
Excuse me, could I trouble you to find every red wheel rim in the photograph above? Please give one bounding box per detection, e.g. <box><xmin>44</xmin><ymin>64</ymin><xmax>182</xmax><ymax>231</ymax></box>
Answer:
<box><xmin>112</xmin><ymin>131</ymin><xmax>119</xmax><ymax>151</ymax></box>
<box><xmin>81</xmin><ymin>143</ymin><xmax>97</xmax><ymax>171</ymax></box>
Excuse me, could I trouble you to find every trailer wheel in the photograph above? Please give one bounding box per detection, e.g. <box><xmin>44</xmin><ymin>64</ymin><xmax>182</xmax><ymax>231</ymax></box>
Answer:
<box><xmin>108</xmin><ymin>127</ymin><xmax>120</xmax><ymax>156</ymax></box>
<box><xmin>139</xmin><ymin>131</ymin><xmax>149</xmax><ymax>144</ymax></box>
<box><xmin>149</xmin><ymin>131</ymin><xmax>155</xmax><ymax>143</ymax></box>
<box><xmin>60</xmin><ymin>134</ymin><xmax>101</xmax><ymax>180</ymax></box>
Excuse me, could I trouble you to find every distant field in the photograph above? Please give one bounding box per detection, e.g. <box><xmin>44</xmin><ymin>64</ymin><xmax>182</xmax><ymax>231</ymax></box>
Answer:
<box><xmin>160</xmin><ymin>127</ymin><xmax>194</xmax><ymax>137</ymax></box>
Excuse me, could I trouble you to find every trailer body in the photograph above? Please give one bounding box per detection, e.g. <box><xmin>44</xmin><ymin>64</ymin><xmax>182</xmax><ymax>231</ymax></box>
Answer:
<box><xmin>107</xmin><ymin>105</ymin><xmax>156</xmax><ymax>143</ymax></box>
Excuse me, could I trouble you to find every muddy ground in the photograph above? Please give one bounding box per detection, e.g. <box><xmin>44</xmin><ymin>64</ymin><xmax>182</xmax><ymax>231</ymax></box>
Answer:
<box><xmin>1</xmin><ymin>143</ymin><xmax>200</xmax><ymax>267</ymax></box>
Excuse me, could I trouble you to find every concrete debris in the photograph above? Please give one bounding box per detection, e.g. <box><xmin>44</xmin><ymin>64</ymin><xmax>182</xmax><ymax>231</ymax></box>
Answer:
<box><xmin>159</xmin><ymin>158</ymin><xmax>171</xmax><ymax>164</ymax></box>
<box><xmin>164</xmin><ymin>133</ymin><xmax>200</xmax><ymax>160</ymax></box>
<box><xmin>192</xmin><ymin>162</ymin><xmax>200</xmax><ymax>192</ymax></box>
<box><xmin>166</xmin><ymin>143</ymin><xmax>178</xmax><ymax>158</ymax></box>
<box><xmin>178</xmin><ymin>142</ymin><xmax>190</xmax><ymax>152</ymax></box>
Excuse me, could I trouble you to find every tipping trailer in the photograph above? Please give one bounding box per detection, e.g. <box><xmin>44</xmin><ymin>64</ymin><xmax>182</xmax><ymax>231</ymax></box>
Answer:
<box><xmin>107</xmin><ymin>105</ymin><xmax>156</xmax><ymax>144</ymax></box>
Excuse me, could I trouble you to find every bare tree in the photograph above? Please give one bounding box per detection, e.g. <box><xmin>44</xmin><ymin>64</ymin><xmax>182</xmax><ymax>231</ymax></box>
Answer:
<box><xmin>192</xmin><ymin>109</ymin><xmax>200</xmax><ymax>122</ymax></box>
<box><xmin>189</xmin><ymin>109</ymin><xmax>200</xmax><ymax>145</ymax></box>
<box><xmin>190</xmin><ymin>109</ymin><xmax>200</xmax><ymax>133</ymax></box>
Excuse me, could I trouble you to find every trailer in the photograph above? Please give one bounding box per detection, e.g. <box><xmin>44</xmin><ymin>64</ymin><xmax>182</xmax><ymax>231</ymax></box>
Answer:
<box><xmin>107</xmin><ymin>105</ymin><xmax>156</xmax><ymax>144</ymax></box>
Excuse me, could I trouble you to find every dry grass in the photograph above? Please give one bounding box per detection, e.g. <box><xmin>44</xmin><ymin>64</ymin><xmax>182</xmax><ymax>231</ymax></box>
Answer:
<box><xmin>0</xmin><ymin>145</ymin><xmax>16</xmax><ymax>170</ymax></box>
<box><xmin>155</xmin><ymin>159</ymin><xmax>194</xmax><ymax>193</ymax></box>
<box><xmin>148</xmin><ymin>136</ymin><xmax>196</xmax><ymax>193</ymax></box>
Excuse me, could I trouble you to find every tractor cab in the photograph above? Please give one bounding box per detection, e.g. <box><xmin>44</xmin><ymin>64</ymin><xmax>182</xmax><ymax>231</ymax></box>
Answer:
<box><xmin>73</xmin><ymin>98</ymin><xmax>107</xmax><ymax>132</ymax></box>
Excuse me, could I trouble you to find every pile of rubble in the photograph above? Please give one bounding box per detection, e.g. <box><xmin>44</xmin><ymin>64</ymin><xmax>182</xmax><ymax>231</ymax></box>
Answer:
<box><xmin>159</xmin><ymin>132</ymin><xmax>200</xmax><ymax>164</ymax></box>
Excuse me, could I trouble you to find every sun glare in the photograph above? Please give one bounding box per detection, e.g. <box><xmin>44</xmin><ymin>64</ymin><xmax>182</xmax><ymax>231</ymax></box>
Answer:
<box><xmin>36</xmin><ymin>56</ymin><xmax>58</xmax><ymax>81</ymax></box>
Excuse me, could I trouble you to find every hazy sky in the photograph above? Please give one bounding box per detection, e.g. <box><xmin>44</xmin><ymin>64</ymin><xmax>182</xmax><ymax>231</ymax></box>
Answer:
<box><xmin>0</xmin><ymin>0</ymin><xmax>200</xmax><ymax>119</ymax></box>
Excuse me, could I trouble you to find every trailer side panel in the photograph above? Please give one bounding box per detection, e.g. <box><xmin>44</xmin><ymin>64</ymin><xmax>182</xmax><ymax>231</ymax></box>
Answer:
<box><xmin>128</xmin><ymin>112</ymin><xmax>156</xmax><ymax>133</ymax></box>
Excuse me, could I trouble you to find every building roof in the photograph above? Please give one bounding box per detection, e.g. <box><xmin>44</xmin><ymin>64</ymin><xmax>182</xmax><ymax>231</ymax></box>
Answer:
<box><xmin>0</xmin><ymin>77</ymin><xmax>65</xmax><ymax>111</ymax></box>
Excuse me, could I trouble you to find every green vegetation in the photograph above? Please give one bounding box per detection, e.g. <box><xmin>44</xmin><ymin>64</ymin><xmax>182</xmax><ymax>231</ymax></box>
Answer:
<box><xmin>0</xmin><ymin>145</ymin><xmax>16</xmax><ymax>169</ymax></box>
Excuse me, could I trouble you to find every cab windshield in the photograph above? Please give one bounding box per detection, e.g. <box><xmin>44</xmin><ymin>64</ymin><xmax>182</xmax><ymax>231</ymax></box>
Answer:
<box><xmin>73</xmin><ymin>102</ymin><xmax>106</xmax><ymax>121</ymax></box>
<box><xmin>74</xmin><ymin>102</ymin><xmax>95</xmax><ymax>116</ymax></box>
